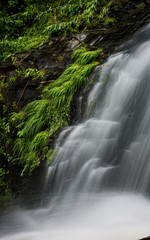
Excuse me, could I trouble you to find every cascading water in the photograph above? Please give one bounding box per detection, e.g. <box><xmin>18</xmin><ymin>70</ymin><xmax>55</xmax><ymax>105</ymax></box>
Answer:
<box><xmin>2</xmin><ymin>24</ymin><xmax>150</xmax><ymax>240</ymax></box>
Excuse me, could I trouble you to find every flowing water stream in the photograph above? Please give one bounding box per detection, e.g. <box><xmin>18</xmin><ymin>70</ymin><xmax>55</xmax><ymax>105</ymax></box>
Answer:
<box><xmin>1</xmin><ymin>24</ymin><xmax>150</xmax><ymax>240</ymax></box>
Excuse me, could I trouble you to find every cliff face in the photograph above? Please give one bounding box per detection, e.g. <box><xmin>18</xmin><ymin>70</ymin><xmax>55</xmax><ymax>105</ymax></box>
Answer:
<box><xmin>1</xmin><ymin>0</ymin><xmax>150</xmax><ymax>208</ymax></box>
<box><xmin>1</xmin><ymin>0</ymin><xmax>150</xmax><ymax>109</ymax></box>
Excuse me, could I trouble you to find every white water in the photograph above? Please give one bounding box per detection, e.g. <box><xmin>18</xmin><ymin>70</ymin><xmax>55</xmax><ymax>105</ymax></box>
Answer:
<box><xmin>1</xmin><ymin>193</ymin><xmax>150</xmax><ymax>240</ymax></box>
<box><xmin>2</xmin><ymin>25</ymin><xmax>150</xmax><ymax>239</ymax></box>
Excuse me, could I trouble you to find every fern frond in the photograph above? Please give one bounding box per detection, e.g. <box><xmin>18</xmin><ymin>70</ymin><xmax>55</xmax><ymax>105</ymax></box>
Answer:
<box><xmin>75</xmin><ymin>49</ymin><xmax>102</xmax><ymax>64</ymax></box>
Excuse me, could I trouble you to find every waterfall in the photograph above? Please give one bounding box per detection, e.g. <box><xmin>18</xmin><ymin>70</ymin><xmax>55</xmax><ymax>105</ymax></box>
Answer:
<box><xmin>2</xmin><ymin>24</ymin><xmax>150</xmax><ymax>240</ymax></box>
<box><xmin>45</xmin><ymin>34</ymin><xmax>150</xmax><ymax>197</ymax></box>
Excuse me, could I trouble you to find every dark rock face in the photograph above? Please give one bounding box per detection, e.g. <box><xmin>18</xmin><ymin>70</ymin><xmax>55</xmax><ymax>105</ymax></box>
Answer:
<box><xmin>140</xmin><ymin>237</ymin><xmax>150</xmax><ymax>240</ymax></box>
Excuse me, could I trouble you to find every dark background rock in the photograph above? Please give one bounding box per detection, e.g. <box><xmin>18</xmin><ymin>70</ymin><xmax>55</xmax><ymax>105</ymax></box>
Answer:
<box><xmin>140</xmin><ymin>237</ymin><xmax>150</xmax><ymax>239</ymax></box>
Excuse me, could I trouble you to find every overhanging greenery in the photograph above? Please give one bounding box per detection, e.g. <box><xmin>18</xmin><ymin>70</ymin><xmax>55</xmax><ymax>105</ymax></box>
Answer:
<box><xmin>11</xmin><ymin>48</ymin><xmax>101</xmax><ymax>175</ymax></box>
<box><xmin>0</xmin><ymin>0</ymin><xmax>127</xmax><ymax>61</ymax></box>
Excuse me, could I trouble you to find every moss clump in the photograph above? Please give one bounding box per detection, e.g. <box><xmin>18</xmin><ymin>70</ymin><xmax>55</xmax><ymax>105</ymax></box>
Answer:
<box><xmin>11</xmin><ymin>48</ymin><xmax>101</xmax><ymax>175</ymax></box>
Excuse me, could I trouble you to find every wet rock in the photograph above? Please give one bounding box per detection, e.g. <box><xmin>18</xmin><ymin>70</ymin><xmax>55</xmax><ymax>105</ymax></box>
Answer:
<box><xmin>0</xmin><ymin>59</ymin><xmax>16</xmax><ymax>76</ymax></box>
<box><xmin>140</xmin><ymin>237</ymin><xmax>150</xmax><ymax>240</ymax></box>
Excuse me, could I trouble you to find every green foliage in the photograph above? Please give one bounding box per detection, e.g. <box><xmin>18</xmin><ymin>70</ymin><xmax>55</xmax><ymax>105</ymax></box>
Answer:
<box><xmin>0</xmin><ymin>164</ymin><xmax>9</xmax><ymax>194</ymax></box>
<box><xmin>22</xmin><ymin>67</ymin><xmax>45</xmax><ymax>80</ymax></box>
<box><xmin>0</xmin><ymin>106</ymin><xmax>12</xmax><ymax>197</ymax></box>
<box><xmin>0</xmin><ymin>0</ymin><xmax>119</xmax><ymax>61</ymax></box>
<box><xmin>0</xmin><ymin>0</ymin><xmax>130</xmax><ymax>198</ymax></box>
<box><xmin>42</xmin><ymin>0</ymin><xmax>113</xmax><ymax>36</ymax></box>
<box><xmin>72</xmin><ymin>47</ymin><xmax>87</xmax><ymax>60</ymax></box>
<box><xmin>11</xmin><ymin>48</ymin><xmax>101</xmax><ymax>174</ymax></box>
<box><xmin>99</xmin><ymin>0</ymin><xmax>113</xmax><ymax>21</ymax></box>
<box><xmin>74</xmin><ymin>49</ymin><xmax>102</xmax><ymax>64</ymax></box>
<box><xmin>0</xmin><ymin>35</ymin><xmax>47</xmax><ymax>61</ymax></box>
<box><xmin>0</xmin><ymin>66</ymin><xmax>44</xmax><ymax>102</ymax></box>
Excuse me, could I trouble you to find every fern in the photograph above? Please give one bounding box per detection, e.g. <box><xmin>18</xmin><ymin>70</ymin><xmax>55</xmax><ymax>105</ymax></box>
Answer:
<box><xmin>30</xmin><ymin>130</ymin><xmax>49</xmax><ymax>151</ymax></box>
<box><xmin>75</xmin><ymin>49</ymin><xmax>102</xmax><ymax>65</ymax></box>
<box><xmin>99</xmin><ymin>0</ymin><xmax>113</xmax><ymax>22</ymax></box>
<box><xmin>1</xmin><ymin>0</ymin><xmax>118</xmax><ymax>61</ymax></box>
<box><xmin>12</xmin><ymin>47</ymin><xmax>101</xmax><ymax>175</ymax></box>
<box><xmin>72</xmin><ymin>47</ymin><xmax>87</xmax><ymax>60</ymax></box>
<box><xmin>42</xmin><ymin>0</ymin><xmax>112</xmax><ymax>36</ymax></box>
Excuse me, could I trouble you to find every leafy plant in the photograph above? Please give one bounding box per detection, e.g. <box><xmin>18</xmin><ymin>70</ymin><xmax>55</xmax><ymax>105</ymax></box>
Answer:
<box><xmin>0</xmin><ymin>107</ymin><xmax>12</xmax><ymax>197</ymax></box>
<box><xmin>0</xmin><ymin>0</ymin><xmax>119</xmax><ymax>61</ymax></box>
<box><xmin>11</xmin><ymin>48</ymin><xmax>101</xmax><ymax>174</ymax></box>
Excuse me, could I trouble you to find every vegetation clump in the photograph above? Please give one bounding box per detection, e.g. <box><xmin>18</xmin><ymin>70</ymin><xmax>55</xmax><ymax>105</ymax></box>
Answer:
<box><xmin>0</xmin><ymin>0</ymin><xmax>128</xmax><ymax>61</ymax></box>
<box><xmin>11</xmin><ymin>48</ymin><xmax>101</xmax><ymax>174</ymax></box>
<box><xmin>0</xmin><ymin>105</ymin><xmax>12</xmax><ymax>201</ymax></box>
